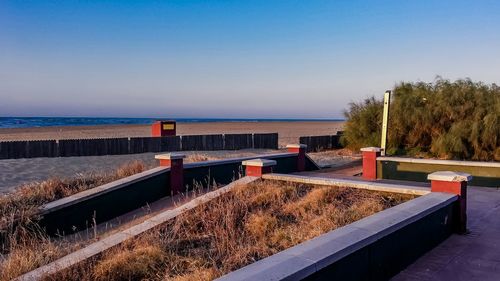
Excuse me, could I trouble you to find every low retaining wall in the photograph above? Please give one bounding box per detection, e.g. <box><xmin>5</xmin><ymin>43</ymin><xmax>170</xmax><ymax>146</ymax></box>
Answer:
<box><xmin>0</xmin><ymin>133</ymin><xmax>278</xmax><ymax>159</ymax></box>
<box><xmin>36</xmin><ymin>152</ymin><xmax>319</xmax><ymax>235</ymax></box>
<box><xmin>39</xmin><ymin>167</ymin><xmax>171</xmax><ymax>235</ymax></box>
<box><xmin>377</xmin><ymin>157</ymin><xmax>500</xmax><ymax>187</ymax></box>
<box><xmin>183</xmin><ymin>153</ymin><xmax>305</xmax><ymax>188</ymax></box>
<box><xmin>217</xmin><ymin>192</ymin><xmax>457</xmax><ymax>281</ymax></box>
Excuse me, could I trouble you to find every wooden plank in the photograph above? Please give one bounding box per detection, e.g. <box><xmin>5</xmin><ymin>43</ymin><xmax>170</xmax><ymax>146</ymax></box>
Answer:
<box><xmin>253</xmin><ymin>133</ymin><xmax>278</xmax><ymax>149</ymax></box>
<box><xmin>26</xmin><ymin>140</ymin><xmax>58</xmax><ymax>158</ymax></box>
<box><xmin>203</xmin><ymin>134</ymin><xmax>224</xmax><ymax>150</ymax></box>
<box><xmin>181</xmin><ymin>135</ymin><xmax>204</xmax><ymax>151</ymax></box>
<box><xmin>161</xmin><ymin>136</ymin><xmax>181</xmax><ymax>151</ymax></box>
<box><xmin>58</xmin><ymin>139</ymin><xmax>80</xmax><ymax>157</ymax></box>
<box><xmin>224</xmin><ymin>134</ymin><xmax>252</xmax><ymax>150</ymax></box>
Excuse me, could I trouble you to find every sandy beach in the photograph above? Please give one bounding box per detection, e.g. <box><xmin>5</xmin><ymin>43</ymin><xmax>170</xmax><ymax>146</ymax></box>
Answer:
<box><xmin>0</xmin><ymin>121</ymin><xmax>349</xmax><ymax>193</ymax></box>
<box><xmin>0</xmin><ymin>121</ymin><xmax>344</xmax><ymax>147</ymax></box>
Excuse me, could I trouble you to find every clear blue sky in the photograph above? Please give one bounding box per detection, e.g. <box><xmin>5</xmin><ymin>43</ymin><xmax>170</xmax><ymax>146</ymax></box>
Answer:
<box><xmin>1</xmin><ymin>0</ymin><xmax>499</xmax><ymax>118</ymax></box>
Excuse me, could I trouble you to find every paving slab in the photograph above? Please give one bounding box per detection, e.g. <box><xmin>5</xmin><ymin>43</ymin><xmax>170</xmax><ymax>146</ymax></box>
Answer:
<box><xmin>392</xmin><ymin>185</ymin><xmax>500</xmax><ymax>281</ymax></box>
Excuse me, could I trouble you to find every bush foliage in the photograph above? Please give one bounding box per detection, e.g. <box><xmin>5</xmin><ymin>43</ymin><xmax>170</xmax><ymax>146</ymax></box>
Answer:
<box><xmin>342</xmin><ymin>78</ymin><xmax>500</xmax><ymax>161</ymax></box>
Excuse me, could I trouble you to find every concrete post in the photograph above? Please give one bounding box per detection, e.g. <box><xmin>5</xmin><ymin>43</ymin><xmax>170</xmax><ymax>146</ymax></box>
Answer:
<box><xmin>242</xmin><ymin>159</ymin><xmax>277</xmax><ymax>177</ymax></box>
<box><xmin>155</xmin><ymin>153</ymin><xmax>186</xmax><ymax>195</ymax></box>
<box><xmin>361</xmin><ymin>147</ymin><xmax>381</xmax><ymax>180</ymax></box>
<box><xmin>286</xmin><ymin>144</ymin><xmax>307</xmax><ymax>172</ymax></box>
<box><xmin>428</xmin><ymin>171</ymin><xmax>472</xmax><ymax>234</ymax></box>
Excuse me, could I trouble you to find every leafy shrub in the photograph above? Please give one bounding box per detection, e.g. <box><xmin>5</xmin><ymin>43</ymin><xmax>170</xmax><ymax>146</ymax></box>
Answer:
<box><xmin>341</xmin><ymin>96</ymin><xmax>384</xmax><ymax>150</ymax></box>
<box><xmin>342</xmin><ymin>78</ymin><xmax>500</xmax><ymax>161</ymax></box>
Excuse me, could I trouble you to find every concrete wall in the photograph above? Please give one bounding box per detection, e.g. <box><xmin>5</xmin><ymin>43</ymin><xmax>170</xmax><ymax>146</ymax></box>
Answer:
<box><xmin>39</xmin><ymin>167</ymin><xmax>170</xmax><ymax>235</ymax></box>
<box><xmin>377</xmin><ymin>157</ymin><xmax>500</xmax><ymax>187</ymax></box>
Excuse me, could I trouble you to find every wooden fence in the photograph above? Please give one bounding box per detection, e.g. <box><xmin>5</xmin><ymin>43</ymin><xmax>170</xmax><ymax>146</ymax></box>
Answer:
<box><xmin>299</xmin><ymin>132</ymin><xmax>344</xmax><ymax>152</ymax></box>
<box><xmin>0</xmin><ymin>133</ymin><xmax>278</xmax><ymax>159</ymax></box>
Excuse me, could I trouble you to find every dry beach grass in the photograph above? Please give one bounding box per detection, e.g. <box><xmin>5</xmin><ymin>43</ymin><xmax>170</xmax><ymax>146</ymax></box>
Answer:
<box><xmin>0</xmin><ymin>150</ymin><xmax>361</xmax><ymax>279</ymax></box>
<box><xmin>0</xmin><ymin>161</ymin><xmax>146</xmax><ymax>280</ymax></box>
<box><xmin>46</xmin><ymin>180</ymin><xmax>414</xmax><ymax>281</ymax></box>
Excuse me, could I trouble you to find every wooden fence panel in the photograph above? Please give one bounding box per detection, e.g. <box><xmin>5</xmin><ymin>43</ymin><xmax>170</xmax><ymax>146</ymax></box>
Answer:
<box><xmin>203</xmin><ymin>134</ymin><xmax>224</xmax><ymax>150</ymax></box>
<box><xmin>181</xmin><ymin>135</ymin><xmax>204</xmax><ymax>151</ymax></box>
<box><xmin>253</xmin><ymin>133</ymin><xmax>278</xmax><ymax>149</ymax></box>
<box><xmin>160</xmin><ymin>136</ymin><xmax>181</xmax><ymax>152</ymax></box>
<box><xmin>105</xmin><ymin>138</ymin><xmax>130</xmax><ymax>155</ymax></box>
<box><xmin>331</xmin><ymin>135</ymin><xmax>341</xmax><ymax>148</ymax></box>
<box><xmin>58</xmin><ymin>139</ymin><xmax>81</xmax><ymax>157</ymax></box>
<box><xmin>27</xmin><ymin>140</ymin><xmax>58</xmax><ymax>158</ymax></box>
<box><xmin>0</xmin><ymin>142</ymin><xmax>6</xmax><ymax>159</ymax></box>
<box><xmin>0</xmin><ymin>141</ymin><xmax>28</xmax><ymax>159</ymax></box>
<box><xmin>79</xmin><ymin>139</ymin><xmax>103</xmax><ymax>156</ymax></box>
<box><xmin>300</xmin><ymin>134</ymin><xmax>344</xmax><ymax>152</ymax></box>
<box><xmin>0</xmin><ymin>132</ymin><xmax>279</xmax><ymax>158</ymax></box>
<box><xmin>130</xmin><ymin>137</ymin><xmax>162</xmax><ymax>153</ymax></box>
<box><xmin>129</xmin><ymin>137</ymin><xmax>145</xmax><ymax>154</ymax></box>
<box><xmin>224</xmin><ymin>134</ymin><xmax>253</xmax><ymax>150</ymax></box>
<box><xmin>147</xmin><ymin>137</ymin><xmax>162</xmax><ymax>153</ymax></box>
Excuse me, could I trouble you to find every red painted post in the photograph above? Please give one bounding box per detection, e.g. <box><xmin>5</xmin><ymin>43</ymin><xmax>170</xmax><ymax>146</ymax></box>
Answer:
<box><xmin>242</xmin><ymin>159</ymin><xmax>277</xmax><ymax>177</ymax></box>
<box><xmin>428</xmin><ymin>171</ymin><xmax>472</xmax><ymax>234</ymax></box>
<box><xmin>361</xmin><ymin>147</ymin><xmax>381</xmax><ymax>180</ymax></box>
<box><xmin>286</xmin><ymin>144</ymin><xmax>307</xmax><ymax>172</ymax></box>
<box><xmin>155</xmin><ymin>153</ymin><xmax>186</xmax><ymax>195</ymax></box>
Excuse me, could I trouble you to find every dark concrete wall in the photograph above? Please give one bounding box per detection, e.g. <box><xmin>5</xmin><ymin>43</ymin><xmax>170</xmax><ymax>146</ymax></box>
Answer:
<box><xmin>40</xmin><ymin>171</ymin><xmax>170</xmax><ymax>235</ymax></box>
<box><xmin>378</xmin><ymin>160</ymin><xmax>500</xmax><ymax>187</ymax></box>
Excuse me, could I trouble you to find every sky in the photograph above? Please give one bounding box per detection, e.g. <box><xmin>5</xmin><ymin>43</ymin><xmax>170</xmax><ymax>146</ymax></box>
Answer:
<box><xmin>1</xmin><ymin>0</ymin><xmax>499</xmax><ymax>119</ymax></box>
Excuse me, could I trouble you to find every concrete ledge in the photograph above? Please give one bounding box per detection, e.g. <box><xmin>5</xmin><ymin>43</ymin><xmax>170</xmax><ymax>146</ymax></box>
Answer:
<box><xmin>428</xmin><ymin>171</ymin><xmax>472</xmax><ymax>182</ymax></box>
<box><xmin>40</xmin><ymin>167</ymin><xmax>170</xmax><ymax>215</ymax></box>
<box><xmin>216</xmin><ymin>192</ymin><xmax>457</xmax><ymax>281</ymax></box>
<box><xmin>361</xmin><ymin>147</ymin><xmax>382</xmax><ymax>152</ymax></box>
<box><xmin>286</xmin><ymin>144</ymin><xmax>307</xmax><ymax>149</ymax></box>
<box><xmin>155</xmin><ymin>153</ymin><xmax>186</xmax><ymax>160</ymax></box>
<box><xmin>262</xmin><ymin>173</ymin><xmax>430</xmax><ymax>196</ymax></box>
<box><xmin>18</xmin><ymin>176</ymin><xmax>260</xmax><ymax>281</ymax></box>
<box><xmin>242</xmin><ymin>159</ymin><xmax>277</xmax><ymax>167</ymax></box>
<box><xmin>377</xmin><ymin>156</ymin><xmax>500</xmax><ymax>168</ymax></box>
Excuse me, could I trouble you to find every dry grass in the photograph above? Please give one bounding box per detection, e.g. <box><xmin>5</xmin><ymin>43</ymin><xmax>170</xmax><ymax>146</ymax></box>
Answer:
<box><xmin>0</xmin><ymin>161</ymin><xmax>145</xmax><ymax>229</ymax></box>
<box><xmin>183</xmin><ymin>151</ymin><xmax>276</xmax><ymax>164</ymax></box>
<box><xmin>0</xmin><ymin>161</ymin><xmax>146</xmax><ymax>280</ymax></box>
<box><xmin>47</xmin><ymin>180</ymin><xmax>414</xmax><ymax>281</ymax></box>
<box><xmin>184</xmin><ymin>154</ymin><xmax>223</xmax><ymax>163</ymax></box>
<box><xmin>308</xmin><ymin>148</ymin><xmax>361</xmax><ymax>167</ymax></box>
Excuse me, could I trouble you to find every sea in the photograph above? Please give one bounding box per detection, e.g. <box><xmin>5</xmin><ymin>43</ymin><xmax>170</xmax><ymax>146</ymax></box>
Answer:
<box><xmin>0</xmin><ymin>117</ymin><xmax>343</xmax><ymax>129</ymax></box>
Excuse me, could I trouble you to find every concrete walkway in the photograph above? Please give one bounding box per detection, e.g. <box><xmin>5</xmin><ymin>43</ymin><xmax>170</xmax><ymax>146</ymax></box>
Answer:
<box><xmin>393</xmin><ymin>185</ymin><xmax>500</xmax><ymax>281</ymax></box>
